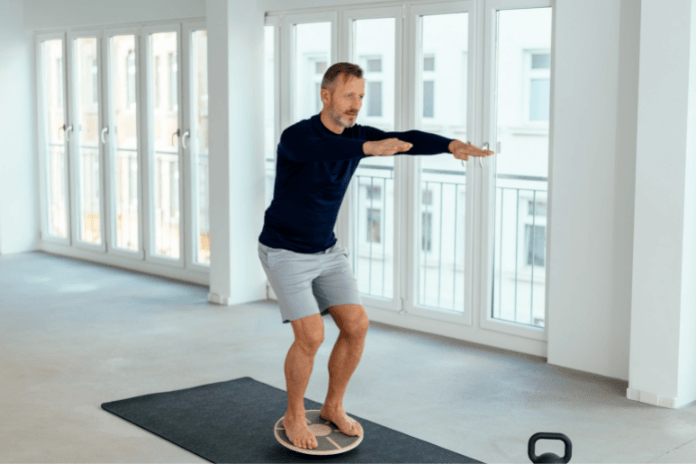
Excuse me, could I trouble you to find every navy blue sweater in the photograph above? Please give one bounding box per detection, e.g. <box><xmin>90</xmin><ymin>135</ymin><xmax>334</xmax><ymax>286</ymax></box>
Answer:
<box><xmin>258</xmin><ymin>113</ymin><xmax>455</xmax><ymax>253</ymax></box>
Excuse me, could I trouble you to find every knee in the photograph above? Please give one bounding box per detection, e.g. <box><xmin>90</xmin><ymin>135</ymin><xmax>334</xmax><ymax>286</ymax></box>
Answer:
<box><xmin>297</xmin><ymin>331</ymin><xmax>325</xmax><ymax>353</ymax></box>
<box><xmin>344</xmin><ymin>316</ymin><xmax>369</xmax><ymax>339</ymax></box>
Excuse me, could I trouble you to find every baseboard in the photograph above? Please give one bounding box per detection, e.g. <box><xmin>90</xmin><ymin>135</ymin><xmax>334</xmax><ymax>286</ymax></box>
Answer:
<box><xmin>626</xmin><ymin>388</ymin><xmax>678</xmax><ymax>409</ymax></box>
<box><xmin>41</xmin><ymin>241</ymin><xmax>209</xmax><ymax>287</ymax></box>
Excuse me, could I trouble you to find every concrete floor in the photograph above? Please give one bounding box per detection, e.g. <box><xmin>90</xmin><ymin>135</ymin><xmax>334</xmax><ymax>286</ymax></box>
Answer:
<box><xmin>2</xmin><ymin>251</ymin><xmax>696</xmax><ymax>463</ymax></box>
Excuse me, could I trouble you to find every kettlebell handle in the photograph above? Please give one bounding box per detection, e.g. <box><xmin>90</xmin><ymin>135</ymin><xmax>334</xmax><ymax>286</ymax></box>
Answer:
<box><xmin>528</xmin><ymin>432</ymin><xmax>572</xmax><ymax>463</ymax></box>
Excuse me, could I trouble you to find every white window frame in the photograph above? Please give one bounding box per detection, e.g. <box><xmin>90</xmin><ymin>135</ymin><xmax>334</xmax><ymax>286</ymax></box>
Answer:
<box><xmin>141</xmin><ymin>23</ymin><xmax>185</xmax><ymax>268</ymax></box>
<box><xmin>263</xmin><ymin>0</ymin><xmax>554</xmax><ymax>354</ymax></box>
<box><xmin>341</xmin><ymin>5</ymin><xmax>402</xmax><ymax>313</ymax></box>
<box><xmin>280</xmin><ymin>11</ymin><xmax>338</xmax><ymax>129</ymax></box>
<box><xmin>67</xmin><ymin>29</ymin><xmax>107</xmax><ymax>253</ymax></box>
<box><xmin>102</xmin><ymin>25</ymin><xmax>145</xmax><ymax>260</ymax></box>
<box><xmin>36</xmin><ymin>32</ymin><xmax>71</xmax><ymax>247</ymax></box>
<box><xmin>182</xmin><ymin>20</ymin><xmax>210</xmax><ymax>272</ymax></box>
<box><xmin>36</xmin><ymin>19</ymin><xmax>210</xmax><ymax>286</ymax></box>
<box><xmin>479</xmin><ymin>0</ymin><xmax>552</xmax><ymax>342</ymax></box>
<box><xmin>406</xmin><ymin>1</ymin><xmax>477</xmax><ymax>328</ymax></box>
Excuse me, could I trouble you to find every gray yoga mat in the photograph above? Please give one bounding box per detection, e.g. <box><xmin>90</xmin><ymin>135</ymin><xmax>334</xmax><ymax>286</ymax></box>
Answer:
<box><xmin>101</xmin><ymin>376</ymin><xmax>483</xmax><ymax>463</ymax></box>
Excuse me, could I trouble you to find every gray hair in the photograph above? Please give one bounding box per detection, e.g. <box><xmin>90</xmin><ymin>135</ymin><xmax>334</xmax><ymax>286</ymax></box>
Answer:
<box><xmin>320</xmin><ymin>62</ymin><xmax>364</xmax><ymax>91</ymax></box>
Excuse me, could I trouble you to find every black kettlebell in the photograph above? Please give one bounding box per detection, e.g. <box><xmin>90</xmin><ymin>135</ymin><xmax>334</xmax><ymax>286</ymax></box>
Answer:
<box><xmin>528</xmin><ymin>432</ymin><xmax>572</xmax><ymax>463</ymax></box>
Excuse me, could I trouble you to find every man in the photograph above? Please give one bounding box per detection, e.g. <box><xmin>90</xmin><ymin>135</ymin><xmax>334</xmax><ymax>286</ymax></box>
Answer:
<box><xmin>257</xmin><ymin>62</ymin><xmax>494</xmax><ymax>450</ymax></box>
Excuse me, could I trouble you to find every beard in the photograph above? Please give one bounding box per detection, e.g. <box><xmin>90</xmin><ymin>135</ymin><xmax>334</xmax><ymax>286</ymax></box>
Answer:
<box><xmin>327</xmin><ymin>105</ymin><xmax>357</xmax><ymax>128</ymax></box>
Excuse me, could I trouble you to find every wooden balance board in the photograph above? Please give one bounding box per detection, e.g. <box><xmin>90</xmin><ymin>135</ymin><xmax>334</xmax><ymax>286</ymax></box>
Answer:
<box><xmin>274</xmin><ymin>410</ymin><xmax>363</xmax><ymax>455</ymax></box>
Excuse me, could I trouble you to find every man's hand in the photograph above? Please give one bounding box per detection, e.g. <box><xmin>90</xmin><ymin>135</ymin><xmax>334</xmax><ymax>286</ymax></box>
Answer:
<box><xmin>449</xmin><ymin>140</ymin><xmax>494</xmax><ymax>161</ymax></box>
<box><xmin>363</xmin><ymin>138</ymin><xmax>413</xmax><ymax>156</ymax></box>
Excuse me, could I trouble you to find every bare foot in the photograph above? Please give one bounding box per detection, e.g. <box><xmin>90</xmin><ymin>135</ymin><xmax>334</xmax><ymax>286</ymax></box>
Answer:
<box><xmin>320</xmin><ymin>405</ymin><xmax>363</xmax><ymax>436</ymax></box>
<box><xmin>282</xmin><ymin>414</ymin><xmax>318</xmax><ymax>450</ymax></box>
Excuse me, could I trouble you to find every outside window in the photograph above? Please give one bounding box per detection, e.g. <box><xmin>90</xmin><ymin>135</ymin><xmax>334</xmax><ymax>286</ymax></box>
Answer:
<box><xmin>528</xmin><ymin>51</ymin><xmax>550</xmax><ymax>122</ymax></box>
<box><xmin>154</xmin><ymin>56</ymin><xmax>160</xmax><ymax>108</ymax></box>
<box><xmin>367</xmin><ymin>208</ymin><xmax>381</xmax><ymax>243</ymax></box>
<box><xmin>91</xmin><ymin>58</ymin><xmax>98</xmax><ymax>104</ymax></box>
<box><xmin>127</xmin><ymin>50</ymin><xmax>135</xmax><ymax>107</ymax></box>
<box><xmin>56</xmin><ymin>58</ymin><xmax>63</xmax><ymax>107</ymax></box>
<box><xmin>361</xmin><ymin>56</ymin><xmax>383</xmax><ymax>117</ymax></box>
<box><xmin>422</xmin><ymin>211</ymin><xmax>432</xmax><ymax>252</ymax></box>
<box><xmin>525</xmin><ymin>199</ymin><xmax>546</xmax><ymax>267</ymax></box>
<box><xmin>169</xmin><ymin>53</ymin><xmax>177</xmax><ymax>110</ymax></box>
<box><xmin>423</xmin><ymin>54</ymin><xmax>435</xmax><ymax>118</ymax></box>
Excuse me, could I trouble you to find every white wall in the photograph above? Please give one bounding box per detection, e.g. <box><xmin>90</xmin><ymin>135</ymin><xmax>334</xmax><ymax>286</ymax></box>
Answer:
<box><xmin>628</xmin><ymin>0</ymin><xmax>696</xmax><ymax>409</ymax></box>
<box><xmin>23</xmin><ymin>0</ymin><xmax>205</xmax><ymax>30</ymax></box>
<box><xmin>546</xmin><ymin>0</ymin><xmax>639</xmax><ymax>381</ymax></box>
<box><xmin>0</xmin><ymin>0</ymin><xmax>40</xmax><ymax>255</ymax></box>
<box><xmin>205</xmin><ymin>0</ymin><xmax>267</xmax><ymax>306</ymax></box>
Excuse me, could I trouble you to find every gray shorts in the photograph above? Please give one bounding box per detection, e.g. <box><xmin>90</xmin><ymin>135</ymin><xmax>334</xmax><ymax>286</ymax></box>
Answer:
<box><xmin>257</xmin><ymin>241</ymin><xmax>363</xmax><ymax>324</ymax></box>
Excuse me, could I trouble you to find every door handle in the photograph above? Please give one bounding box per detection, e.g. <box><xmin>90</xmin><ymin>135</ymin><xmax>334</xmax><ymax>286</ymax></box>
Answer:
<box><xmin>172</xmin><ymin>128</ymin><xmax>180</xmax><ymax>147</ymax></box>
<box><xmin>182</xmin><ymin>130</ymin><xmax>190</xmax><ymax>150</ymax></box>
<box><xmin>101</xmin><ymin>127</ymin><xmax>109</xmax><ymax>145</ymax></box>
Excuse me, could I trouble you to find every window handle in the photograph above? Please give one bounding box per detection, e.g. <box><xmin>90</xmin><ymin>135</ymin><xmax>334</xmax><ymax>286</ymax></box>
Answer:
<box><xmin>182</xmin><ymin>130</ymin><xmax>190</xmax><ymax>150</ymax></box>
<box><xmin>480</xmin><ymin>142</ymin><xmax>488</xmax><ymax>168</ymax></box>
<box><xmin>61</xmin><ymin>124</ymin><xmax>74</xmax><ymax>142</ymax></box>
<box><xmin>101</xmin><ymin>127</ymin><xmax>109</xmax><ymax>145</ymax></box>
<box><xmin>171</xmin><ymin>128</ymin><xmax>181</xmax><ymax>147</ymax></box>
<box><xmin>59</xmin><ymin>124</ymin><xmax>72</xmax><ymax>141</ymax></box>
<box><xmin>461</xmin><ymin>141</ymin><xmax>487</xmax><ymax>169</ymax></box>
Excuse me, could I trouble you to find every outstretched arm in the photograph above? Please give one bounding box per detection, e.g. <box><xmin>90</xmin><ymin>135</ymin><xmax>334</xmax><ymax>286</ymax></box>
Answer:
<box><xmin>362</xmin><ymin>125</ymin><xmax>494</xmax><ymax>160</ymax></box>
<box><xmin>361</xmin><ymin>125</ymin><xmax>453</xmax><ymax>155</ymax></box>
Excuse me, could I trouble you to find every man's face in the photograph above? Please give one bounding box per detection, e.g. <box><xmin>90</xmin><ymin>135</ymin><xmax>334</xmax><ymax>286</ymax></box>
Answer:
<box><xmin>321</xmin><ymin>74</ymin><xmax>365</xmax><ymax>129</ymax></box>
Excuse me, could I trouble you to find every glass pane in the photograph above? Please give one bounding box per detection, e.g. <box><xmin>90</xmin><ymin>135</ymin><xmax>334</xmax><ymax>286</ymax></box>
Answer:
<box><xmin>530</xmin><ymin>78</ymin><xmax>550</xmax><ymax>120</ymax></box>
<box><xmin>350</xmin><ymin>17</ymin><xmax>395</xmax><ymax>301</ymax></box>
<box><xmin>192</xmin><ymin>30</ymin><xmax>210</xmax><ymax>265</ymax></box>
<box><xmin>110</xmin><ymin>35</ymin><xmax>140</xmax><ymax>251</ymax></box>
<box><xmin>74</xmin><ymin>37</ymin><xmax>102</xmax><ymax>244</ymax></box>
<box><xmin>264</xmin><ymin>25</ymin><xmax>275</xmax><ymax>211</ymax></box>
<box><xmin>294</xmin><ymin>22</ymin><xmax>330</xmax><ymax>122</ymax></box>
<box><xmin>531</xmin><ymin>53</ymin><xmax>550</xmax><ymax>69</ymax></box>
<box><xmin>491</xmin><ymin>8</ymin><xmax>552</xmax><ymax>328</ymax></box>
<box><xmin>42</xmin><ymin>39</ymin><xmax>68</xmax><ymax>239</ymax></box>
<box><xmin>367</xmin><ymin>81</ymin><xmax>382</xmax><ymax>116</ymax></box>
<box><xmin>415</xmin><ymin>13</ymin><xmax>469</xmax><ymax>312</ymax></box>
<box><xmin>149</xmin><ymin>32</ymin><xmax>180</xmax><ymax>259</ymax></box>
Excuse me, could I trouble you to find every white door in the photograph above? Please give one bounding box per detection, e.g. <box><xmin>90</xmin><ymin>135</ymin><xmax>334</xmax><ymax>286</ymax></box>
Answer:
<box><xmin>141</xmin><ymin>24</ymin><xmax>184</xmax><ymax>266</ymax></box>
<box><xmin>102</xmin><ymin>27</ymin><xmax>144</xmax><ymax>259</ymax></box>
<box><xmin>67</xmin><ymin>31</ymin><xmax>106</xmax><ymax>252</ymax></box>
<box><xmin>37</xmin><ymin>34</ymin><xmax>71</xmax><ymax>245</ymax></box>
<box><xmin>182</xmin><ymin>22</ymin><xmax>210</xmax><ymax>269</ymax></box>
<box><xmin>479</xmin><ymin>0</ymin><xmax>552</xmax><ymax>340</ymax></box>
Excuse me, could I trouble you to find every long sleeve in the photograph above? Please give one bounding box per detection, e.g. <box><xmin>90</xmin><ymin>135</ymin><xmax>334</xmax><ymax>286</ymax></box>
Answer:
<box><xmin>361</xmin><ymin>125</ymin><xmax>455</xmax><ymax>156</ymax></box>
<box><xmin>278</xmin><ymin>125</ymin><xmax>366</xmax><ymax>162</ymax></box>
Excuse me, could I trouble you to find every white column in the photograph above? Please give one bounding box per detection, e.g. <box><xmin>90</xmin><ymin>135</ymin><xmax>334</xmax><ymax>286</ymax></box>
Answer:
<box><xmin>629</xmin><ymin>0</ymin><xmax>696</xmax><ymax>408</ymax></box>
<box><xmin>0</xmin><ymin>0</ymin><xmax>39</xmax><ymax>255</ymax></box>
<box><xmin>206</xmin><ymin>0</ymin><xmax>267</xmax><ymax>305</ymax></box>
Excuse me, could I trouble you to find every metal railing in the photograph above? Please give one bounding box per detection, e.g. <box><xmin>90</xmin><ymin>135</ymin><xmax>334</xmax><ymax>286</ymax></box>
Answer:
<box><xmin>492</xmin><ymin>183</ymin><xmax>548</xmax><ymax>328</ymax></box>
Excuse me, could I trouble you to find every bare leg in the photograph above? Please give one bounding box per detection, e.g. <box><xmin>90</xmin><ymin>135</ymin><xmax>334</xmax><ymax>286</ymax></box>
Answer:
<box><xmin>285</xmin><ymin>341</ymin><xmax>317</xmax><ymax>417</ymax></box>
<box><xmin>282</xmin><ymin>313</ymin><xmax>324</xmax><ymax>450</ymax></box>
<box><xmin>323</xmin><ymin>331</ymin><xmax>365</xmax><ymax>410</ymax></box>
<box><xmin>320</xmin><ymin>330</ymin><xmax>366</xmax><ymax>436</ymax></box>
